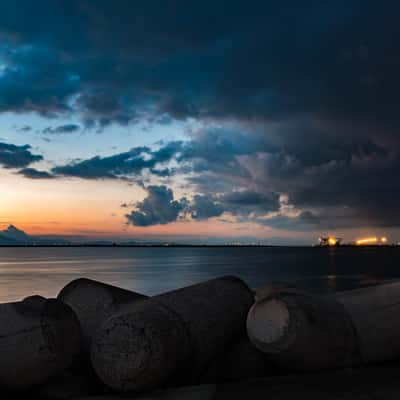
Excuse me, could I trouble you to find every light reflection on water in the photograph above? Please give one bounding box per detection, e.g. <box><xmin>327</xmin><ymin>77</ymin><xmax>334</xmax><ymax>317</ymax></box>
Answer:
<box><xmin>0</xmin><ymin>246</ymin><xmax>399</xmax><ymax>302</ymax></box>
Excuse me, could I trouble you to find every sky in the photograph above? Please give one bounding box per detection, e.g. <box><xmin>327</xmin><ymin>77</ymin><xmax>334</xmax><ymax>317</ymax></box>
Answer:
<box><xmin>0</xmin><ymin>1</ymin><xmax>400</xmax><ymax>244</ymax></box>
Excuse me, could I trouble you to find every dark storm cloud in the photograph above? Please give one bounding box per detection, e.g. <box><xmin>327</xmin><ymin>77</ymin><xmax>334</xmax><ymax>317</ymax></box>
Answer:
<box><xmin>0</xmin><ymin>1</ymin><xmax>398</xmax><ymax>123</ymax></box>
<box><xmin>51</xmin><ymin>143</ymin><xmax>182</xmax><ymax>179</ymax></box>
<box><xmin>42</xmin><ymin>124</ymin><xmax>80</xmax><ymax>134</ymax></box>
<box><xmin>125</xmin><ymin>185</ymin><xmax>184</xmax><ymax>226</ymax></box>
<box><xmin>0</xmin><ymin>45</ymin><xmax>79</xmax><ymax>115</ymax></box>
<box><xmin>49</xmin><ymin>130</ymin><xmax>261</xmax><ymax>181</ymax></box>
<box><xmin>222</xmin><ymin>190</ymin><xmax>280</xmax><ymax>215</ymax></box>
<box><xmin>1</xmin><ymin>1</ymin><xmax>400</xmax><ymax>229</ymax></box>
<box><xmin>0</xmin><ymin>142</ymin><xmax>42</xmax><ymax>168</ymax></box>
<box><xmin>188</xmin><ymin>195</ymin><xmax>224</xmax><ymax>220</ymax></box>
<box><xmin>51</xmin><ymin>119</ymin><xmax>400</xmax><ymax>228</ymax></box>
<box><xmin>17</xmin><ymin>167</ymin><xmax>54</xmax><ymax>179</ymax></box>
<box><xmin>177</xmin><ymin>127</ymin><xmax>400</xmax><ymax>228</ymax></box>
<box><xmin>52</xmin><ymin>147</ymin><xmax>152</xmax><ymax>179</ymax></box>
<box><xmin>185</xmin><ymin>190</ymin><xmax>281</xmax><ymax>221</ymax></box>
<box><xmin>125</xmin><ymin>184</ymin><xmax>281</xmax><ymax>226</ymax></box>
<box><xmin>125</xmin><ymin>186</ymin><xmax>227</xmax><ymax>226</ymax></box>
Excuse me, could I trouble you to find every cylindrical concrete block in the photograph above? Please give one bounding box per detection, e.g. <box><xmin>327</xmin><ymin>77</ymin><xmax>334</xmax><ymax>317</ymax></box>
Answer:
<box><xmin>247</xmin><ymin>291</ymin><xmax>358</xmax><ymax>370</ymax></box>
<box><xmin>58</xmin><ymin>278</ymin><xmax>147</xmax><ymax>354</ymax></box>
<box><xmin>91</xmin><ymin>276</ymin><xmax>254</xmax><ymax>392</ymax></box>
<box><xmin>334</xmin><ymin>281</ymin><xmax>400</xmax><ymax>363</ymax></box>
<box><xmin>0</xmin><ymin>295</ymin><xmax>80</xmax><ymax>389</ymax></box>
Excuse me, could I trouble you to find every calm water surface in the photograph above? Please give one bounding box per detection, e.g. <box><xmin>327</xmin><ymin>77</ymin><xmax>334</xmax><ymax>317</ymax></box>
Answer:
<box><xmin>0</xmin><ymin>246</ymin><xmax>399</xmax><ymax>302</ymax></box>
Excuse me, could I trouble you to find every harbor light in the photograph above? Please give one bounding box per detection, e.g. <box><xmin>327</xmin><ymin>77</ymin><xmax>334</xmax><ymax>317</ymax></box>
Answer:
<box><xmin>318</xmin><ymin>236</ymin><xmax>342</xmax><ymax>246</ymax></box>
<box><xmin>355</xmin><ymin>237</ymin><xmax>389</xmax><ymax>245</ymax></box>
<box><xmin>328</xmin><ymin>237</ymin><xmax>337</xmax><ymax>246</ymax></box>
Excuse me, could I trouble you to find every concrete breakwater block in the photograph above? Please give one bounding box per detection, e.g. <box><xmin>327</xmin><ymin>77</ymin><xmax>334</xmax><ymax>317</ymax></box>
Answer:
<box><xmin>247</xmin><ymin>281</ymin><xmax>400</xmax><ymax>371</ymax></box>
<box><xmin>59</xmin><ymin>277</ymin><xmax>270</xmax><ymax>390</ymax></box>
<box><xmin>58</xmin><ymin>278</ymin><xmax>148</xmax><ymax>354</ymax></box>
<box><xmin>91</xmin><ymin>276</ymin><xmax>254</xmax><ymax>392</ymax></box>
<box><xmin>43</xmin><ymin>279</ymin><xmax>148</xmax><ymax>399</ymax></box>
<box><xmin>334</xmin><ymin>281</ymin><xmax>400</xmax><ymax>363</ymax></box>
<box><xmin>0</xmin><ymin>295</ymin><xmax>80</xmax><ymax>389</ymax></box>
<box><xmin>246</xmin><ymin>290</ymin><xmax>358</xmax><ymax>370</ymax></box>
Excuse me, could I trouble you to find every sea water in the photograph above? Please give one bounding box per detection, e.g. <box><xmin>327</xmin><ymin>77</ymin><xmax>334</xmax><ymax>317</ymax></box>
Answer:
<box><xmin>0</xmin><ymin>246</ymin><xmax>398</xmax><ymax>302</ymax></box>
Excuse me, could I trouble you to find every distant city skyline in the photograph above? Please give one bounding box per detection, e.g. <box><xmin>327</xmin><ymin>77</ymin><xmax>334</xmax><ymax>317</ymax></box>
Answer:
<box><xmin>1</xmin><ymin>2</ymin><xmax>400</xmax><ymax>244</ymax></box>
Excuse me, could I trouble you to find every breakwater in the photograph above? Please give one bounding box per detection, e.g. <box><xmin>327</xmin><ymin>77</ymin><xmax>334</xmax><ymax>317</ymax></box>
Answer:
<box><xmin>2</xmin><ymin>277</ymin><xmax>400</xmax><ymax>399</ymax></box>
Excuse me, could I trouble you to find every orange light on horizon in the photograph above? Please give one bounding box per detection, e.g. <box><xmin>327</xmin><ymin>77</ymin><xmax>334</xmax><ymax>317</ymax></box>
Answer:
<box><xmin>328</xmin><ymin>237</ymin><xmax>337</xmax><ymax>246</ymax></box>
<box><xmin>356</xmin><ymin>237</ymin><xmax>388</xmax><ymax>245</ymax></box>
<box><xmin>356</xmin><ymin>237</ymin><xmax>377</xmax><ymax>245</ymax></box>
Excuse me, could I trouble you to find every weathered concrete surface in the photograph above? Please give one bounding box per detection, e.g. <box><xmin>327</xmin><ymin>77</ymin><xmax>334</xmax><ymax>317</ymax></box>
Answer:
<box><xmin>60</xmin><ymin>277</ymin><xmax>271</xmax><ymax>388</ymax></box>
<box><xmin>54</xmin><ymin>279</ymin><xmax>148</xmax><ymax>398</ymax></box>
<box><xmin>247</xmin><ymin>292</ymin><xmax>358</xmax><ymax>370</ymax></box>
<box><xmin>58</xmin><ymin>278</ymin><xmax>147</xmax><ymax>354</ymax></box>
<box><xmin>248</xmin><ymin>281</ymin><xmax>400</xmax><ymax>372</ymax></box>
<box><xmin>334</xmin><ymin>282</ymin><xmax>400</xmax><ymax>363</ymax></box>
<box><xmin>91</xmin><ymin>276</ymin><xmax>254</xmax><ymax>392</ymax></box>
<box><xmin>0</xmin><ymin>295</ymin><xmax>80</xmax><ymax>389</ymax></box>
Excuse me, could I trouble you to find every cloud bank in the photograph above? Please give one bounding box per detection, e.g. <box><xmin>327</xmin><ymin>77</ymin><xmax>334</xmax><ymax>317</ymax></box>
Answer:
<box><xmin>0</xmin><ymin>142</ymin><xmax>42</xmax><ymax>168</ymax></box>
<box><xmin>0</xmin><ymin>1</ymin><xmax>400</xmax><ymax>231</ymax></box>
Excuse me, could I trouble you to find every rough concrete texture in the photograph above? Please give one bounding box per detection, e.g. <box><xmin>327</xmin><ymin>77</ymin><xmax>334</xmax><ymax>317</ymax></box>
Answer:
<box><xmin>91</xmin><ymin>276</ymin><xmax>254</xmax><ymax>392</ymax></box>
<box><xmin>334</xmin><ymin>282</ymin><xmax>400</xmax><ymax>364</ymax></box>
<box><xmin>247</xmin><ymin>292</ymin><xmax>359</xmax><ymax>370</ymax></box>
<box><xmin>0</xmin><ymin>295</ymin><xmax>80</xmax><ymax>389</ymax></box>
<box><xmin>58</xmin><ymin>278</ymin><xmax>147</xmax><ymax>354</ymax></box>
